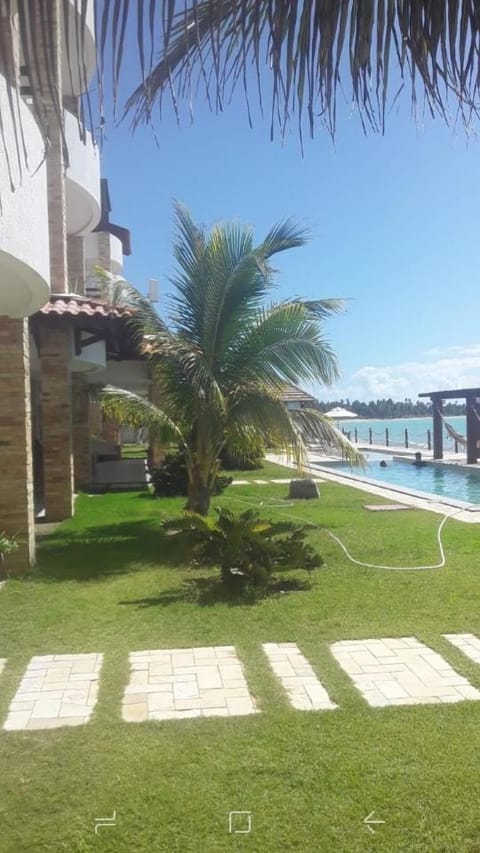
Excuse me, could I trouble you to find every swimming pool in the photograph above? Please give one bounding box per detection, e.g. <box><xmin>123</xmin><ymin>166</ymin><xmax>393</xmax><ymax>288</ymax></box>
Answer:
<box><xmin>313</xmin><ymin>452</ymin><xmax>480</xmax><ymax>506</ymax></box>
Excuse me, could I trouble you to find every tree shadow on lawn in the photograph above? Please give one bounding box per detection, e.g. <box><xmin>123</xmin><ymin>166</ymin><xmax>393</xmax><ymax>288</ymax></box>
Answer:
<box><xmin>34</xmin><ymin>520</ymin><xmax>193</xmax><ymax>582</ymax></box>
<box><xmin>119</xmin><ymin>575</ymin><xmax>313</xmax><ymax>608</ymax></box>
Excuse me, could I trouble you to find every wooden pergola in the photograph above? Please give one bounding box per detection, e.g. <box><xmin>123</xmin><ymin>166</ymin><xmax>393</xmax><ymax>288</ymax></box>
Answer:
<box><xmin>418</xmin><ymin>387</ymin><xmax>480</xmax><ymax>464</ymax></box>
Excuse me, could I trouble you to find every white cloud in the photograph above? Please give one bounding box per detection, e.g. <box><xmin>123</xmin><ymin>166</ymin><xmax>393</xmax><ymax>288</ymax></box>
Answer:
<box><xmin>315</xmin><ymin>343</ymin><xmax>480</xmax><ymax>402</ymax></box>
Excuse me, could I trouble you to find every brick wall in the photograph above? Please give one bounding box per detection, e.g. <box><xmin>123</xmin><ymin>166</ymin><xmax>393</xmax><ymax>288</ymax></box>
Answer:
<box><xmin>29</xmin><ymin>0</ymin><xmax>68</xmax><ymax>295</ymax></box>
<box><xmin>67</xmin><ymin>236</ymin><xmax>86</xmax><ymax>295</ymax></box>
<box><xmin>97</xmin><ymin>232</ymin><xmax>112</xmax><ymax>271</ymax></box>
<box><xmin>0</xmin><ymin>318</ymin><xmax>35</xmax><ymax>572</ymax></box>
<box><xmin>39</xmin><ymin>325</ymin><xmax>74</xmax><ymax>520</ymax></box>
<box><xmin>102</xmin><ymin>417</ymin><xmax>120</xmax><ymax>444</ymax></box>
<box><xmin>72</xmin><ymin>375</ymin><xmax>91</xmax><ymax>489</ymax></box>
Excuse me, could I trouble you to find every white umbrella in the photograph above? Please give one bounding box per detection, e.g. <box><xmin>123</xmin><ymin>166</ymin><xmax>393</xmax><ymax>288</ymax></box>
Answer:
<box><xmin>324</xmin><ymin>407</ymin><xmax>358</xmax><ymax>436</ymax></box>
<box><xmin>324</xmin><ymin>407</ymin><xmax>358</xmax><ymax>420</ymax></box>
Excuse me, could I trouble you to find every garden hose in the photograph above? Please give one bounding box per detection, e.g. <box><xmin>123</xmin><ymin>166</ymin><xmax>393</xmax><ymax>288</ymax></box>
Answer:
<box><xmin>227</xmin><ymin>494</ymin><xmax>471</xmax><ymax>572</ymax></box>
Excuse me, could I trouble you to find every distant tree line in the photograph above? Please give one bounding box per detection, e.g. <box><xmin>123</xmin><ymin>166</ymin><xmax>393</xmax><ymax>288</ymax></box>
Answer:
<box><xmin>317</xmin><ymin>398</ymin><xmax>466</xmax><ymax>419</ymax></box>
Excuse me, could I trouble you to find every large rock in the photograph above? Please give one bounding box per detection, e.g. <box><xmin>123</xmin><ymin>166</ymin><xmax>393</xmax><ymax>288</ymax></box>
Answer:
<box><xmin>288</xmin><ymin>479</ymin><xmax>319</xmax><ymax>500</ymax></box>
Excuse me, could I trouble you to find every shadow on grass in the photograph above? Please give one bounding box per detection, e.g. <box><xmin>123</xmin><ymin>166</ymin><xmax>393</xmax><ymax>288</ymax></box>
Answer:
<box><xmin>34</xmin><ymin>520</ymin><xmax>192</xmax><ymax>582</ymax></box>
<box><xmin>119</xmin><ymin>575</ymin><xmax>313</xmax><ymax>608</ymax></box>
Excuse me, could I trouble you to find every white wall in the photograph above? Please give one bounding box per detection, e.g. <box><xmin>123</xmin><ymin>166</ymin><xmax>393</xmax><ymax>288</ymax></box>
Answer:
<box><xmin>65</xmin><ymin>110</ymin><xmax>101</xmax><ymax>236</ymax></box>
<box><xmin>0</xmin><ymin>76</ymin><xmax>50</xmax><ymax>317</ymax></box>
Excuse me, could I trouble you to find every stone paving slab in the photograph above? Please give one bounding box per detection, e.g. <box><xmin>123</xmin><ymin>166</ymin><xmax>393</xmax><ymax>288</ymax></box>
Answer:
<box><xmin>3</xmin><ymin>653</ymin><xmax>103</xmax><ymax>731</ymax></box>
<box><xmin>443</xmin><ymin>633</ymin><xmax>480</xmax><ymax>664</ymax></box>
<box><xmin>122</xmin><ymin>646</ymin><xmax>257</xmax><ymax>722</ymax></box>
<box><xmin>331</xmin><ymin>637</ymin><xmax>480</xmax><ymax>707</ymax></box>
<box><xmin>262</xmin><ymin>643</ymin><xmax>336</xmax><ymax>711</ymax></box>
<box><xmin>0</xmin><ymin>659</ymin><xmax>5</xmax><ymax>676</ymax></box>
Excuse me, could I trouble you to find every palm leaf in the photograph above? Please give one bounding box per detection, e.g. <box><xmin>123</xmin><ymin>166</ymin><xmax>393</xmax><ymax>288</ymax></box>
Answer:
<box><xmin>227</xmin><ymin>387</ymin><xmax>363</xmax><ymax>468</ymax></box>
<box><xmin>223</xmin><ymin>299</ymin><xmax>343</xmax><ymax>389</ymax></box>
<box><xmin>98</xmin><ymin>385</ymin><xmax>186</xmax><ymax>448</ymax></box>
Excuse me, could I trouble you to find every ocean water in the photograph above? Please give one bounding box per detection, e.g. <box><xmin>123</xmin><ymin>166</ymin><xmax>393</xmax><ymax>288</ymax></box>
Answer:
<box><xmin>337</xmin><ymin>415</ymin><xmax>466</xmax><ymax>451</ymax></box>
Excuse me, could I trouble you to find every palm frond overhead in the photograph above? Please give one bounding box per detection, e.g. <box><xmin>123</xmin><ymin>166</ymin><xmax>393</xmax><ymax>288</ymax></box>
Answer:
<box><xmin>4</xmin><ymin>2</ymin><xmax>480</xmax><ymax>192</ymax></box>
<box><xmin>121</xmin><ymin>0</ymin><xmax>480</xmax><ymax>139</ymax></box>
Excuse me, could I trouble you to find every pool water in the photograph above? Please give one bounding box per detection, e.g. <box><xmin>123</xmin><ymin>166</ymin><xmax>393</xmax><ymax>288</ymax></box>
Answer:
<box><xmin>314</xmin><ymin>452</ymin><xmax>480</xmax><ymax>506</ymax></box>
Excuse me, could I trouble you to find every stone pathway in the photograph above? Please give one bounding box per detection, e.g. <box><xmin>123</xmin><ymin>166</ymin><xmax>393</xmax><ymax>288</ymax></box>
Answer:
<box><xmin>3</xmin><ymin>637</ymin><xmax>480</xmax><ymax>730</ymax></box>
<box><xmin>443</xmin><ymin>633</ymin><xmax>480</xmax><ymax>664</ymax></box>
<box><xmin>122</xmin><ymin>646</ymin><xmax>256</xmax><ymax>722</ymax></box>
<box><xmin>3</xmin><ymin>653</ymin><xmax>102</xmax><ymax>731</ymax></box>
<box><xmin>263</xmin><ymin>643</ymin><xmax>336</xmax><ymax>711</ymax></box>
<box><xmin>331</xmin><ymin>637</ymin><xmax>480</xmax><ymax>707</ymax></box>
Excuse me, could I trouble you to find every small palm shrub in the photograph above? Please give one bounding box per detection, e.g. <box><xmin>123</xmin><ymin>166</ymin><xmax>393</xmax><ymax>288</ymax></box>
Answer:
<box><xmin>163</xmin><ymin>507</ymin><xmax>322</xmax><ymax>590</ymax></box>
<box><xmin>152</xmin><ymin>453</ymin><xmax>232</xmax><ymax>498</ymax></box>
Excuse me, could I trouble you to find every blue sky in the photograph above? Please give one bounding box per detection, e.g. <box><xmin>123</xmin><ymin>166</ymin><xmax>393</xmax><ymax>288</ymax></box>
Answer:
<box><xmin>101</xmin><ymin>55</ymin><xmax>480</xmax><ymax>403</ymax></box>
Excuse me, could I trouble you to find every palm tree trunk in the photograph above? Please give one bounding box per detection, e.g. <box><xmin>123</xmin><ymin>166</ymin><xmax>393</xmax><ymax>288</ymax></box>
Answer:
<box><xmin>186</xmin><ymin>470</ymin><xmax>211</xmax><ymax>515</ymax></box>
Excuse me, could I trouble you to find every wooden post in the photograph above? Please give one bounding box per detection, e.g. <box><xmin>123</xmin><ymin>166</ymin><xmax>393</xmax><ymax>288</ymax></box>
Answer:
<box><xmin>466</xmin><ymin>395</ymin><xmax>480</xmax><ymax>464</ymax></box>
<box><xmin>354</xmin><ymin>427</ymin><xmax>358</xmax><ymax>443</ymax></box>
<box><xmin>427</xmin><ymin>429</ymin><xmax>431</xmax><ymax>451</ymax></box>
<box><xmin>369</xmin><ymin>427</ymin><xmax>372</xmax><ymax>445</ymax></box>
<box><xmin>404</xmin><ymin>429</ymin><xmax>408</xmax><ymax>448</ymax></box>
<box><xmin>385</xmin><ymin>428</ymin><xmax>389</xmax><ymax>447</ymax></box>
<box><xmin>432</xmin><ymin>397</ymin><xmax>443</xmax><ymax>460</ymax></box>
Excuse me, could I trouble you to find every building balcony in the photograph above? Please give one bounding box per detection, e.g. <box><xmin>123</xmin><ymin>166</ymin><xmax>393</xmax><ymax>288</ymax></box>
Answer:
<box><xmin>0</xmin><ymin>76</ymin><xmax>50</xmax><ymax>317</ymax></box>
<box><xmin>61</xmin><ymin>0</ymin><xmax>96</xmax><ymax>95</ymax></box>
<box><xmin>106</xmin><ymin>234</ymin><xmax>124</xmax><ymax>274</ymax></box>
<box><xmin>65</xmin><ymin>110</ymin><xmax>101</xmax><ymax>237</ymax></box>
<box><xmin>84</xmin><ymin>231</ymin><xmax>124</xmax><ymax>278</ymax></box>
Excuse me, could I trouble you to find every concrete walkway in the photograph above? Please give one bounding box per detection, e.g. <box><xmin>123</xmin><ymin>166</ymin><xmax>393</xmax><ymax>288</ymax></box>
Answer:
<box><xmin>231</xmin><ymin>477</ymin><xmax>324</xmax><ymax>486</ymax></box>
<box><xmin>266</xmin><ymin>453</ymin><xmax>480</xmax><ymax>523</ymax></box>
<box><xmin>2</xmin><ymin>637</ymin><xmax>480</xmax><ymax>729</ymax></box>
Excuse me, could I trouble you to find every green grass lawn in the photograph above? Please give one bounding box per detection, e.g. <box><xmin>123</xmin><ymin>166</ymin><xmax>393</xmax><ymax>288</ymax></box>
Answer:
<box><xmin>1</xmin><ymin>462</ymin><xmax>480</xmax><ymax>852</ymax></box>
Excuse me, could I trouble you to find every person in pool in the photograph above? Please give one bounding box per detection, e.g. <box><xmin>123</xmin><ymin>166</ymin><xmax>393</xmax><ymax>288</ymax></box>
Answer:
<box><xmin>379</xmin><ymin>460</ymin><xmax>387</xmax><ymax>467</ymax></box>
<box><xmin>413</xmin><ymin>452</ymin><xmax>426</xmax><ymax>467</ymax></box>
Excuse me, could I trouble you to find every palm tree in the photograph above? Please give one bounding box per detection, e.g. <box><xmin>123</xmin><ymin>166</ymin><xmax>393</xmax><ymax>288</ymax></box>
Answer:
<box><xmin>99</xmin><ymin>202</ymin><xmax>360</xmax><ymax>515</ymax></box>
<box><xmin>3</xmin><ymin>2</ymin><xmax>480</xmax><ymax>177</ymax></box>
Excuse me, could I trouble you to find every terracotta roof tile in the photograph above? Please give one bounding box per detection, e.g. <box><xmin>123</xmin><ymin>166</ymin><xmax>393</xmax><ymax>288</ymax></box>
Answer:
<box><xmin>38</xmin><ymin>294</ymin><xmax>133</xmax><ymax>319</ymax></box>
